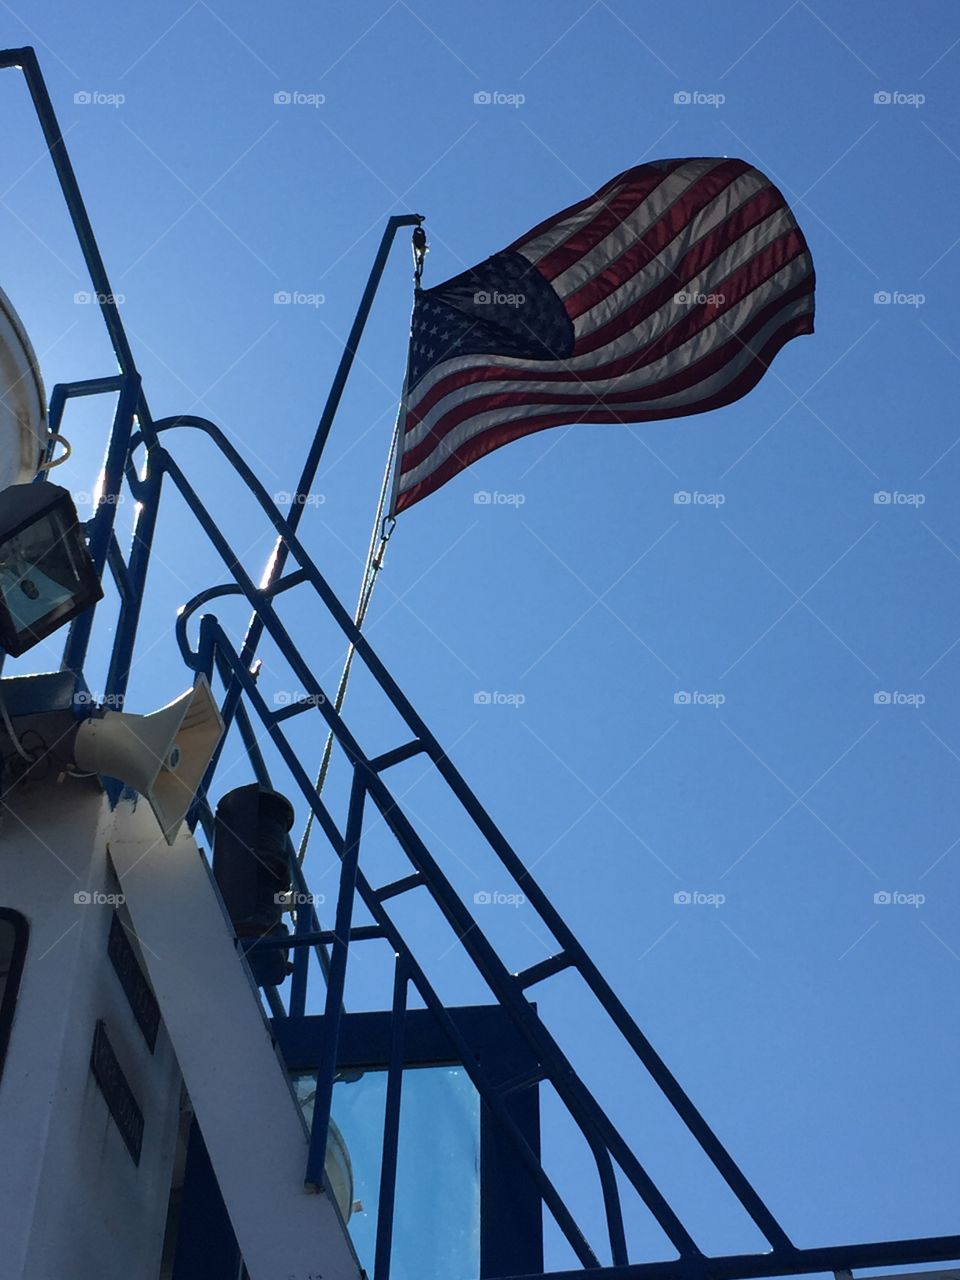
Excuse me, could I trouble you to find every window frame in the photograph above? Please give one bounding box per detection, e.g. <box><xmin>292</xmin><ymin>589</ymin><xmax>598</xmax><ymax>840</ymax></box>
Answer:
<box><xmin>0</xmin><ymin>908</ymin><xmax>29</xmax><ymax>1082</ymax></box>
<box><xmin>172</xmin><ymin>1006</ymin><xmax>544</xmax><ymax>1278</ymax></box>
<box><xmin>274</xmin><ymin>1004</ymin><xmax>543</xmax><ymax>1279</ymax></box>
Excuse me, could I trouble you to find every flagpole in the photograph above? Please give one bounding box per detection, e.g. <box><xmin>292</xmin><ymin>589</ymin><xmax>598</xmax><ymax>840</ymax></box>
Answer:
<box><xmin>385</xmin><ymin>222</ymin><xmax>426</xmax><ymax>526</ymax></box>
<box><xmin>385</xmin><ymin>383</ymin><xmax>408</xmax><ymax>527</ymax></box>
<box><xmin>259</xmin><ymin>212</ymin><xmax>423</xmax><ymax>583</ymax></box>
<box><xmin>296</xmin><ymin>223</ymin><xmax>426</xmax><ymax>864</ymax></box>
<box><xmin>295</xmin><ymin>406</ymin><xmax>401</xmax><ymax>863</ymax></box>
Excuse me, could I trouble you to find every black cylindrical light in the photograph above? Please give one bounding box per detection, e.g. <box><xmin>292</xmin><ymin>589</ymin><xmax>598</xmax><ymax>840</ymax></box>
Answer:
<box><xmin>212</xmin><ymin>784</ymin><xmax>294</xmax><ymax>988</ymax></box>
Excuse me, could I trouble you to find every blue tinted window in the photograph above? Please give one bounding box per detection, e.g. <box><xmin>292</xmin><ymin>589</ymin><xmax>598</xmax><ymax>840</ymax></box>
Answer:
<box><xmin>295</xmin><ymin>1065</ymin><xmax>480</xmax><ymax>1279</ymax></box>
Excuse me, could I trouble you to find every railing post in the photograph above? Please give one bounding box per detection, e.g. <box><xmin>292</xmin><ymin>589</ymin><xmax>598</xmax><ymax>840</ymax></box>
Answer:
<box><xmin>216</xmin><ymin>213</ymin><xmax>421</xmax><ymax>748</ymax></box>
<box><xmin>61</xmin><ymin>373</ymin><xmax>141</xmax><ymax>679</ymax></box>
<box><xmin>304</xmin><ymin>770</ymin><xmax>366</xmax><ymax>1190</ymax></box>
<box><xmin>373</xmin><ymin>957</ymin><xmax>408</xmax><ymax>1280</ymax></box>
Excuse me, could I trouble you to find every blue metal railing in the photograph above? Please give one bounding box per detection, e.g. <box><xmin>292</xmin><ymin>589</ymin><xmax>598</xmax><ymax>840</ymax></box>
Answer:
<box><xmin>3</xmin><ymin>42</ymin><xmax>959</xmax><ymax>1280</ymax></box>
<box><xmin>160</xmin><ymin>413</ymin><xmax>771</xmax><ymax>1265</ymax></box>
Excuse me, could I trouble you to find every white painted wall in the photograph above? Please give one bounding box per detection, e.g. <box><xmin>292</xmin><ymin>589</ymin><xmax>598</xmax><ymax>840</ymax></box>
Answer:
<box><xmin>110</xmin><ymin>798</ymin><xmax>362</xmax><ymax>1280</ymax></box>
<box><xmin>0</xmin><ymin>779</ymin><xmax>182</xmax><ymax>1280</ymax></box>
<box><xmin>0</xmin><ymin>775</ymin><xmax>361</xmax><ymax>1280</ymax></box>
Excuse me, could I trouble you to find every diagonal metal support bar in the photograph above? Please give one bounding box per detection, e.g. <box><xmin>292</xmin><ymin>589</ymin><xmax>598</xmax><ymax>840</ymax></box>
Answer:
<box><xmin>305</xmin><ymin>771</ymin><xmax>367</xmax><ymax>1190</ymax></box>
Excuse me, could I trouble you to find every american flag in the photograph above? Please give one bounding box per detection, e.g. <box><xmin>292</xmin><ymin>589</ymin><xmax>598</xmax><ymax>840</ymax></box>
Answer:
<box><xmin>392</xmin><ymin>156</ymin><xmax>815</xmax><ymax>514</ymax></box>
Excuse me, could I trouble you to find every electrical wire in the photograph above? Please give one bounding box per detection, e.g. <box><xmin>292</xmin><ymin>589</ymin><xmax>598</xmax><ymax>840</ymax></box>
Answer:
<box><xmin>0</xmin><ymin>688</ymin><xmax>32</xmax><ymax>761</ymax></box>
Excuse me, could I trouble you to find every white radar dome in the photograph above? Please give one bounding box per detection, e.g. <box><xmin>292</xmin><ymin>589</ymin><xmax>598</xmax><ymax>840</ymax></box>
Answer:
<box><xmin>0</xmin><ymin>285</ymin><xmax>47</xmax><ymax>489</ymax></box>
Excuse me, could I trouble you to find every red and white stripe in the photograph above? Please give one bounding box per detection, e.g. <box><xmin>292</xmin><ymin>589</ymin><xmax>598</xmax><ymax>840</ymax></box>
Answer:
<box><xmin>394</xmin><ymin>157</ymin><xmax>815</xmax><ymax>513</ymax></box>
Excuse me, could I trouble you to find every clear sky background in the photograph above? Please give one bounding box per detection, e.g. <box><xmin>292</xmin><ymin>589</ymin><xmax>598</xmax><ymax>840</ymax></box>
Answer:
<box><xmin>1</xmin><ymin>0</ymin><xmax>959</xmax><ymax>1273</ymax></box>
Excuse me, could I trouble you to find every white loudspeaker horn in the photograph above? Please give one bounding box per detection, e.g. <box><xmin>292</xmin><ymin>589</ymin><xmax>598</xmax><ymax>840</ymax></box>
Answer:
<box><xmin>74</xmin><ymin>674</ymin><xmax>225</xmax><ymax>844</ymax></box>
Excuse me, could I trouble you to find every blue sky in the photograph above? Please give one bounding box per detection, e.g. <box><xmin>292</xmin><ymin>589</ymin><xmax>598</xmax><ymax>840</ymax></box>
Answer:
<box><xmin>2</xmin><ymin>0</ymin><xmax>960</xmax><ymax>1271</ymax></box>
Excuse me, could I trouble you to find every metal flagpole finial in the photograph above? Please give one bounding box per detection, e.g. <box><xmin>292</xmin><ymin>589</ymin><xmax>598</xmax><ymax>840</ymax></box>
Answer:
<box><xmin>412</xmin><ymin>219</ymin><xmax>428</xmax><ymax>289</ymax></box>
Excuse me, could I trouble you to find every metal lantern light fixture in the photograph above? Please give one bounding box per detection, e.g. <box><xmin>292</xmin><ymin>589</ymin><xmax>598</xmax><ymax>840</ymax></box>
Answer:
<box><xmin>0</xmin><ymin>482</ymin><xmax>102</xmax><ymax>657</ymax></box>
<box><xmin>212</xmin><ymin>784</ymin><xmax>295</xmax><ymax>987</ymax></box>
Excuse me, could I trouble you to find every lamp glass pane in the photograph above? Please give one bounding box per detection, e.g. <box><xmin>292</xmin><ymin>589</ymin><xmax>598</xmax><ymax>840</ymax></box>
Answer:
<box><xmin>0</xmin><ymin>506</ymin><xmax>89</xmax><ymax>647</ymax></box>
